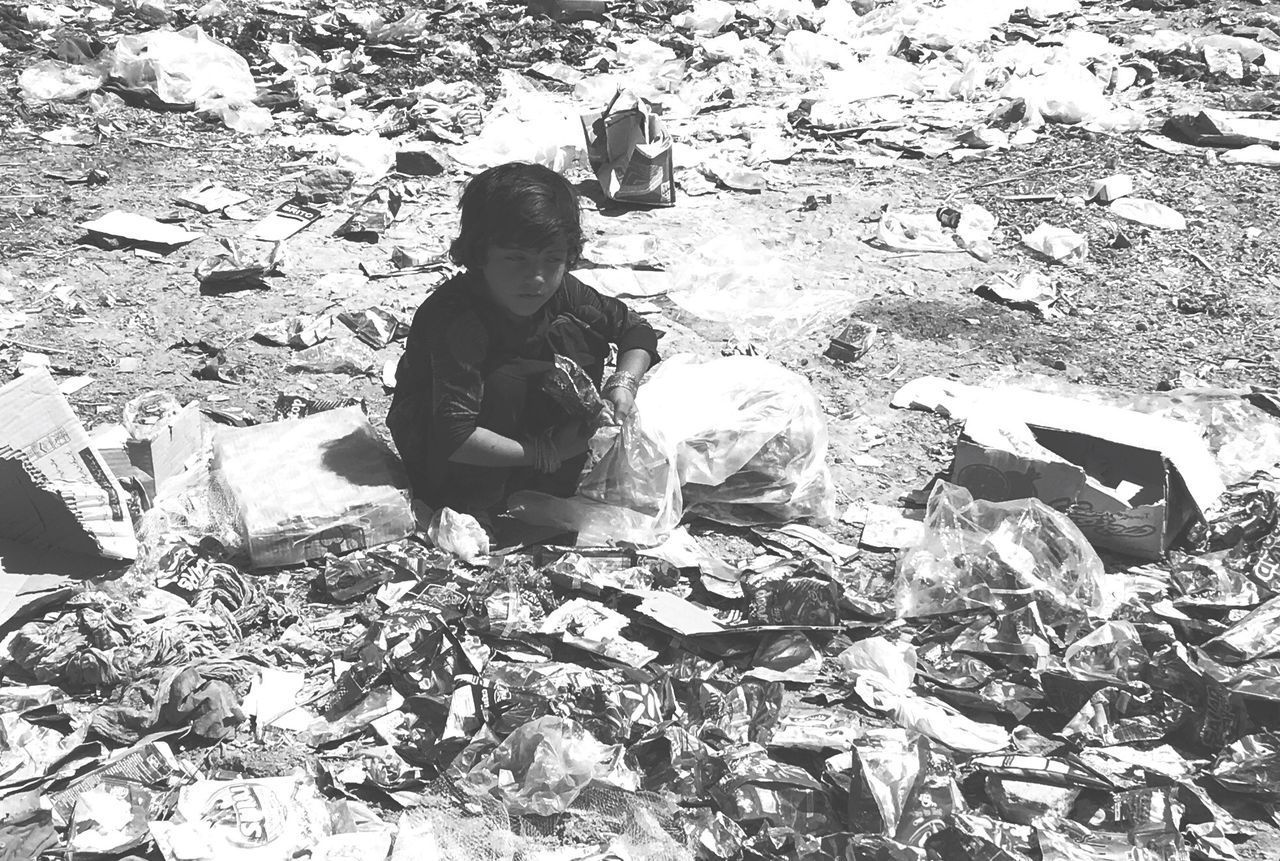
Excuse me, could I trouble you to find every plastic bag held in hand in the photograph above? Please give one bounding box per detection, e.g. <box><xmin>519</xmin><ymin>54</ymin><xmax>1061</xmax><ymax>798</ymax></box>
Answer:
<box><xmin>510</xmin><ymin>355</ymin><xmax>836</xmax><ymax>545</ymax></box>
<box><xmin>462</xmin><ymin>716</ymin><xmax>634</xmax><ymax>815</ymax></box>
<box><xmin>896</xmin><ymin>481</ymin><xmax>1104</xmax><ymax>625</ymax></box>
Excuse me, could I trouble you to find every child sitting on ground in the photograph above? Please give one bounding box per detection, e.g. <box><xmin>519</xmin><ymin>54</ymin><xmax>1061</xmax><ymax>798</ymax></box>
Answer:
<box><xmin>387</xmin><ymin>162</ymin><xmax>660</xmax><ymax>514</ymax></box>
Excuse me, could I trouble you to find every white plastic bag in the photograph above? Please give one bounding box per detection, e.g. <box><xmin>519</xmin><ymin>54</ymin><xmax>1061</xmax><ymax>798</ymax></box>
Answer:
<box><xmin>108</xmin><ymin>26</ymin><xmax>256</xmax><ymax>107</ymax></box>
<box><xmin>19</xmin><ymin>59</ymin><xmax>106</xmax><ymax>101</ymax></box>
<box><xmin>450</xmin><ymin>71</ymin><xmax>586</xmax><ymax>173</ymax></box>
<box><xmin>509</xmin><ymin>355</ymin><xmax>836</xmax><ymax>545</ymax></box>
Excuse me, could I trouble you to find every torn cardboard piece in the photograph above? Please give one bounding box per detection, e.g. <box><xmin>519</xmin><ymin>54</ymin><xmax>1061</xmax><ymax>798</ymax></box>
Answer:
<box><xmin>79</xmin><ymin>211</ymin><xmax>202</xmax><ymax>248</ymax></box>
<box><xmin>950</xmin><ymin>392</ymin><xmax>1225</xmax><ymax>559</ymax></box>
<box><xmin>211</xmin><ymin>407</ymin><xmax>414</xmax><ymax>568</ymax></box>
<box><xmin>0</xmin><ymin>370</ymin><xmax>137</xmax><ymax>561</ymax></box>
<box><xmin>247</xmin><ymin>195</ymin><xmax>323</xmax><ymax>242</ymax></box>
<box><xmin>582</xmin><ymin>91</ymin><xmax>676</xmax><ymax>207</ymax></box>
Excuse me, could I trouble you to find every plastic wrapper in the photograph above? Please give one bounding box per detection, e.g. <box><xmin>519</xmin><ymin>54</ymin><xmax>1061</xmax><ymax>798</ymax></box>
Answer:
<box><xmin>924</xmin><ymin>813</ymin><xmax>1036</xmax><ymax>861</ymax></box>
<box><xmin>462</xmin><ymin>715</ymin><xmax>635</xmax><ymax>815</ymax></box>
<box><xmin>743</xmin><ymin>561</ymin><xmax>841</xmax><ymax>626</ymax></box>
<box><xmin>108</xmin><ymin>26</ymin><xmax>257</xmax><ymax>108</ymax></box>
<box><xmin>510</xmin><ymin>355</ymin><xmax>835</xmax><ymax>545</ymax></box>
<box><xmin>1210</xmin><ymin>734</ymin><xmax>1280</xmax><ymax>798</ymax></box>
<box><xmin>838</xmin><ymin>637</ymin><xmax>1011</xmax><ymax>753</ymax></box>
<box><xmin>149</xmin><ymin>774</ymin><xmax>332</xmax><ymax>861</ymax></box>
<box><xmin>541</xmin><ymin>354</ymin><xmax>606</xmax><ymax>422</ymax></box>
<box><xmin>825</xmin><ymin>728</ymin><xmax>925</xmax><ymax>835</ymax></box>
<box><xmin>710</xmin><ymin>750</ymin><xmax>836</xmax><ymax>834</ymax></box>
<box><xmin>1203</xmin><ymin>595</ymin><xmax>1280</xmax><ymax>664</ymax></box>
<box><xmin>896</xmin><ymin>481</ymin><xmax>1104</xmax><ymax>625</ymax></box>
<box><xmin>1063</xmin><ymin>621</ymin><xmax>1148</xmax><ymax>683</ymax></box>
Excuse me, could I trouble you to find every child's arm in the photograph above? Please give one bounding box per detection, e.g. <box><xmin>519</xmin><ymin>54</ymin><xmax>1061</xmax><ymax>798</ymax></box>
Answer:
<box><xmin>603</xmin><ymin>348</ymin><xmax>652</xmax><ymax>419</ymax></box>
<box><xmin>450</xmin><ymin>425</ymin><xmax>589</xmax><ymax>466</ymax></box>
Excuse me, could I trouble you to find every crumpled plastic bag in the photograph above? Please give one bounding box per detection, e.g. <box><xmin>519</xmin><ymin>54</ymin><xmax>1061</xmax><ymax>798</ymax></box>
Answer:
<box><xmin>462</xmin><ymin>715</ymin><xmax>636</xmax><ymax>815</ymax></box>
<box><xmin>19</xmin><ymin>59</ymin><xmax>107</xmax><ymax>101</ymax></box>
<box><xmin>1021</xmin><ymin>222</ymin><xmax>1088</xmax><ymax>266</ymax></box>
<box><xmin>837</xmin><ymin>637</ymin><xmax>1010</xmax><ymax>753</ymax></box>
<box><xmin>510</xmin><ymin>354</ymin><xmax>836</xmax><ymax>545</ymax></box>
<box><xmin>896</xmin><ymin>481</ymin><xmax>1104</xmax><ymax>625</ymax></box>
<box><xmin>108</xmin><ymin>26</ymin><xmax>257</xmax><ymax>108</ymax></box>
<box><xmin>451</xmin><ymin>71</ymin><xmax>586</xmax><ymax>173</ymax></box>
<box><xmin>428</xmin><ymin>507</ymin><xmax>490</xmax><ymax>564</ymax></box>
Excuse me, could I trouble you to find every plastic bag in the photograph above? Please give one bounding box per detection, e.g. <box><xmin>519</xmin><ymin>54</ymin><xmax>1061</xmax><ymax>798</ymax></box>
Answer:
<box><xmin>510</xmin><ymin>355</ymin><xmax>836</xmax><ymax>545</ymax></box>
<box><xmin>462</xmin><ymin>716</ymin><xmax>634</xmax><ymax>815</ymax></box>
<box><xmin>285</xmin><ymin>337</ymin><xmax>377</xmax><ymax>376</ymax></box>
<box><xmin>450</xmin><ymin>71</ymin><xmax>586</xmax><ymax>173</ymax></box>
<box><xmin>666</xmin><ymin>232</ymin><xmax>851</xmax><ymax>344</ymax></box>
<box><xmin>108</xmin><ymin>26</ymin><xmax>256</xmax><ymax>107</ymax></box>
<box><xmin>1021</xmin><ymin>222</ymin><xmax>1087</xmax><ymax>266</ymax></box>
<box><xmin>19</xmin><ymin>59</ymin><xmax>106</xmax><ymax>101</ymax></box>
<box><xmin>428</xmin><ymin>507</ymin><xmax>490</xmax><ymax>564</ymax></box>
<box><xmin>896</xmin><ymin>481</ymin><xmax>1104</xmax><ymax>625</ymax></box>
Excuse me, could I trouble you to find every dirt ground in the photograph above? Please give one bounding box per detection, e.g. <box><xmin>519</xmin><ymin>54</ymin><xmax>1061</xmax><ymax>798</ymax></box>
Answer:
<box><xmin>3</xmin><ymin>0</ymin><xmax>1280</xmax><ymax>855</ymax></box>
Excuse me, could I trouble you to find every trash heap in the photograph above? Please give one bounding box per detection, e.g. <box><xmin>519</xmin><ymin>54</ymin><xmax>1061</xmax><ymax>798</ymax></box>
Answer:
<box><xmin>3</xmin><ymin>358</ymin><xmax>1280</xmax><ymax>861</ymax></box>
<box><xmin>4</xmin><ymin>0</ymin><xmax>1280</xmax><ymax>858</ymax></box>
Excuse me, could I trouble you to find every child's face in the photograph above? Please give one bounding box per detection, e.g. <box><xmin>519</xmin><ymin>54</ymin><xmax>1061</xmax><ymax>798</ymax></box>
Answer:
<box><xmin>481</xmin><ymin>242</ymin><xmax>568</xmax><ymax>317</ymax></box>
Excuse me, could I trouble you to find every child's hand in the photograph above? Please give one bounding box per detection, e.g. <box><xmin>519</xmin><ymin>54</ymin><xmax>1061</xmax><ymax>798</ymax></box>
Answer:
<box><xmin>604</xmin><ymin>387</ymin><xmax>635</xmax><ymax>422</ymax></box>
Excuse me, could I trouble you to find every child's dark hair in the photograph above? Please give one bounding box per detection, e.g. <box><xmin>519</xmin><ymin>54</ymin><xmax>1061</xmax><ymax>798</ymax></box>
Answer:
<box><xmin>450</xmin><ymin>163</ymin><xmax>584</xmax><ymax>270</ymax></box>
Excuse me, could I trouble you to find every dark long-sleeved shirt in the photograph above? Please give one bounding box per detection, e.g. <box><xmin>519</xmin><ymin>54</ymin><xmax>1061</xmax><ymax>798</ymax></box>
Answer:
<box><xmin>386</xmin><ymin>270</ymin><xmax>660</xmax><ymax>504</ymax></box>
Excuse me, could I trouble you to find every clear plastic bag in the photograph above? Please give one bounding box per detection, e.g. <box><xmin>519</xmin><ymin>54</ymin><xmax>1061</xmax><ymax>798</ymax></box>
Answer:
<box><xmin>896</xmin><ymin>481</ymin><xmax>1104</xmax><ymax>625</ymax></box>
<box><xmin>510</xmin><ymin>355</ymin><xmax>836</xmax><ymax>545</ymax></box>
<box><xmin>461</xmin><ymin>715</ymin><xmax>633</xmax><ymax>816</ymax></box>
<box><xmin>665</xmin><ymin>232</ymin><xmax>851</xmax><ymax>345</ymax></box>
<box><xmin>108</xmin><ymin>26</ymin><xmax>257</xmax><ymax>107</ymax></box>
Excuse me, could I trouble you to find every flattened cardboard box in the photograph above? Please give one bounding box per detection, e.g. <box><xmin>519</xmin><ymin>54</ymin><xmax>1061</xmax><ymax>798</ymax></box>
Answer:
<box><xmin>211</xmin><ymin>407</ymin><xmax>414</xmax><ymax>568</ymax></box>
<box><xmin>949</xmin><ymin>391</ymin><xmax>1225</xmax><ymax>559</ymax></box>
<box><xmin>0</xmin><ymin>369</ymin><xmax>137</xmax><ymax>561</ymax></box>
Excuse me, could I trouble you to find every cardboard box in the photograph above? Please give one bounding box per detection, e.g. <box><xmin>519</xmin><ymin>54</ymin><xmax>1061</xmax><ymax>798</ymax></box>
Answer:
<box><xmin>0</xmin><ymin>370</ymin><xmax>137</xmax><ymax>561</ymax></box>
<box><xmin>126</xmin><ymin>401</ymin><xmax>209</xmax><ymax>499</ymax></box>
<box><xmin>581</xmin><ymin>91</ymin><xmax>675</xmax><ymax>207</ymax></box>
<box><xmin>949</xmin><ymin>391</ymin><xmax>1225</xmax><ymax>559</ymax></box>
<box><xmin>211</xmin><ymin>408</ymin><xmax>414</xmax><ymax>568</ymax></box>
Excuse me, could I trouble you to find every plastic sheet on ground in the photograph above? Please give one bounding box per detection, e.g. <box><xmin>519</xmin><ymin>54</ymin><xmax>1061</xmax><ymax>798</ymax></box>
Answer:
<box><xmin>665</xmin><ymin>232</ymin><xmax>851</xmax><ymax>344</ymax></box>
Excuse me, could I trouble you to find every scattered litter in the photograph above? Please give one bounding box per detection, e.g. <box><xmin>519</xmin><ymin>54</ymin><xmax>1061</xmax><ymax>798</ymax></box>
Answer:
<box><xmin>195</xmin><ymin>239</ymin><xmax>283</xmax><ymax>291</ymax></box>
<box><xmin>1021</xmin><ymin>222</ymin><xmax>1088</xmax><ymax>265</ymax></box>
<box><xmin>176</xmin><ymin>181</ymin><xmax>250</xmax><ymax>213</ymax></box>
<box><xmin>1085</xmin><ymin>174</ymin><xmax>1133</xmax><ymax>204</ymax></box>
<box><xmin>248</xmin><ymin>196</ymin><xmax>324</xmax><ymax>242</ymax></box>
<box><xmin>1109</xmin><ymin>198</ymin><xmax>1187</xmax><ymax>230</ymax></box>
<box><xmin>80</xmin><ymin>211</ymin><xmax>203</xmax><ymax>248</ymax></box>
<box><xmin>974</xmin><ymin>271</ymin><xmax>1062</xmax><ymax>318</ymax></box>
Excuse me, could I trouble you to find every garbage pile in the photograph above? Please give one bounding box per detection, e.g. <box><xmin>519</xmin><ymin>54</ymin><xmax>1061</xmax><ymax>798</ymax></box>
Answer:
<box><xmin>4</xmin><ymin>355</ymin><xmax>1280</xmax><ymax>861</ymax></box>
<box><xmin>5</xmin><ymin>0</ymin><xmax>1280</xmax><ymax>858</ymax></box>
